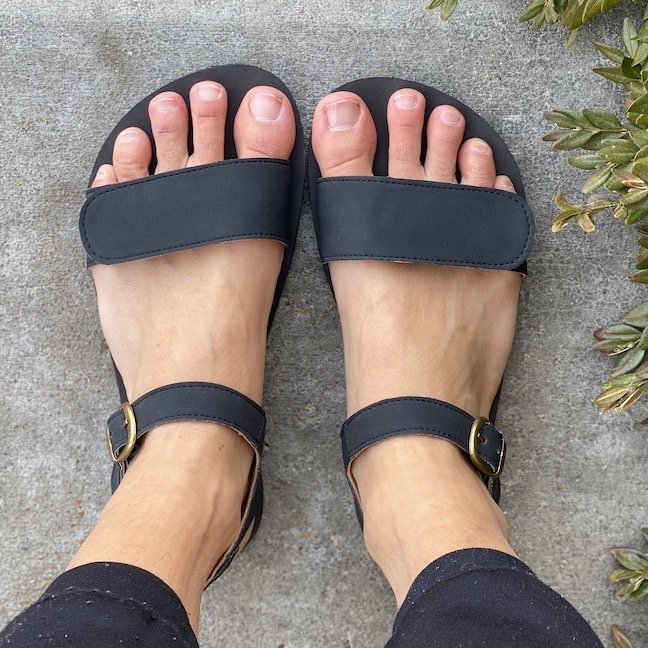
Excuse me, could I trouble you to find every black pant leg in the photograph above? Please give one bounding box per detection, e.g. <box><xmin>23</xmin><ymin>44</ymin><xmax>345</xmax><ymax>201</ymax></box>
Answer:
<box><xmin>387</xmin><ymin>548</ymin><xmax>602</xmax><ymax>648</ymax></box>
<box><xmin>0</xmin><ymin>562</ymin><xmax>198</xmax><ymax>647</ymax></box>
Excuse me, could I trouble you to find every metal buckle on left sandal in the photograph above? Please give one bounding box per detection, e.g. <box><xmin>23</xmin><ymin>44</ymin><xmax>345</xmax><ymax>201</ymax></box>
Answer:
<box><xmin>468</xmin><ymin>416</ymin><xmax>506</xmax><ymax>479</ymax></box>
<box><xmin>105</xmin><ymin>402</ymin><xmax>137</xmax><ymax>463</ymax></box>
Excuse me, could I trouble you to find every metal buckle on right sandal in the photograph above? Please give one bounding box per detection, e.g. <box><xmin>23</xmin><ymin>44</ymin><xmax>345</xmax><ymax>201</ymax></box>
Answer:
<box><xmin>468</xmin><ymin>416</ymin><xmax>506</xmax><ymax>479</ymax></box>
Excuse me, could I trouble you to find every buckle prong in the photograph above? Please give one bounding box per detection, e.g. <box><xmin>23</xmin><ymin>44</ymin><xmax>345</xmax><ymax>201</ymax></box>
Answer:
<box><xmin>468</xmin><ymin>416</ymin><xmax>505</xmax><ymax>478</ymax></box>
<box><xmin>105</xmin><ymin>402</ymin><xmax>137</xmax><ymax>464</ymax></box>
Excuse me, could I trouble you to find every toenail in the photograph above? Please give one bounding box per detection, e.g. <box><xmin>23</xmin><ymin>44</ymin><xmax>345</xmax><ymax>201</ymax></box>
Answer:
<box><xmin>153</xmin><ymin>96</ymin><xmax>178</xmax><ymax>113</ymax></box>
<box><xmin>393</xmin><ymin>92</ymin><xmax>419</xmax><ymax>110</ymax></box>
<box><xmin>440</xmin><ymin>109</ymin><xmax>462</xmax><ymax>126</ymax></box>
<box><xmin>502</xmin><ymin>178</ymin><xmax>515</xmax><ymax>190</ymax></box>
<box><xmin>95</xmin><ymin>166</ymin><xmax>108</xmax><ymax>178</ymax></box>
<box><xmin>470</xmin><ymin>139</ymin><xmax>491</xmax><ymax>155</ymax></box>
<box><xmin>325</xmin><ymin>100</ymin><xmax>361</xmax><ymax>131</ymax></box>
<box><xmin>119</xmin><ymin>129</ymin><xmax>141</xmax><ymax>143</ymax></box>
<box><xmin>249</xmin><ymin>91</ymin><xmax>283</xmax><ymax>122</ymax></box>
<box><xmin>197</xmin><ymin>82</ymin><xmax>223</xmax><ymax>101</ymax></box>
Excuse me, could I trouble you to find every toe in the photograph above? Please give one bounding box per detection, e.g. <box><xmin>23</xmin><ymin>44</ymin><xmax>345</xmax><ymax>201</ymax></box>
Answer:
<box><xmin>112</xmin><ymin>127</ymin><xmax>153</xmax><ymax>182</ymax></box>
<box><xmin>149</xmin><ymin>92</ymin><xmax>189</xmax><ymax>173</ymax></box>
<box><xmin>234</xmin><ymin>86</ymin><xmax>296</xmax><ymax>160</ymax></box>
<box><xmin>494</xmin><ymin>175</ymin><xmax>516</xmax><ymax>193</ymax></box>
<box><xmin>387</xmin><ymin>89</ymin><xmax>426</xmax><ymax>180</ymax></box>
<box><xmin>458</xmin><ymin>138</ymin><xmax>497</xmax><ymax>188</ymax></box>
<box><xmin>91</xmin><ymin>164</ymin><xmax>118</xmax><ymax>188</ymax></box>
<box><xmin>312</xmin><ymin>91</ymin><xmax>376</xmax><ymax>178</ymax></box>
<box><xmin>189</xmin><ymin>81</ymin><xmax>227</xmax><ymax>166</ymax></box>
<box><xmin>423</xmin><ymin>105</ymin><xmax>465</xmax><ymax>183</ymax></box>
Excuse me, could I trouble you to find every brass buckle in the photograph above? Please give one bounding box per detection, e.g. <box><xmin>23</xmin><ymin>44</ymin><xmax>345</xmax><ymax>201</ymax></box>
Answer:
<box><xmin>105</xmin><ymin>402</ymin><xmax>137</xmax><ymax>464</ymax></box>
<box><xmin>468</xmin><ymin>416</ymin><xmax>505</xmax><ymax>478</ymax></box>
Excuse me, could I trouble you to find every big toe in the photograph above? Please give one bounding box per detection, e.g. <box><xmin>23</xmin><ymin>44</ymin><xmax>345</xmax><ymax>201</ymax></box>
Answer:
<box><xmin>312</xmin><ymin>91</ymin><xmax>376</xmax><ymax>177</ymax></box>
<box><xmin>112</xmin><ymin>127</ymin><xmax>153</xmax><ymax>182</ymax></box>
<box><xmin>234</xmin><ymin>86</ymin><xmax>296</xmax><ymax>160</ymax></box>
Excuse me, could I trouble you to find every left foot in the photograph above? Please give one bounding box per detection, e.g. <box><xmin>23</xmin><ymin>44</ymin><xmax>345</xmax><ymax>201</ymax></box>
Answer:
<box><xmin>69</xmin><ymin>80</ymin><xmax>296</xmax><ymax>629</ymax></box>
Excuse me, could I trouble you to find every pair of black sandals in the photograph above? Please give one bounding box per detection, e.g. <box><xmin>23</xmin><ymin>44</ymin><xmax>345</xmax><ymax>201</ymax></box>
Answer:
<box><xmin>79</xmin><ymin>65</ymin><xmax>534</xmax><ymax>586</ymax></box>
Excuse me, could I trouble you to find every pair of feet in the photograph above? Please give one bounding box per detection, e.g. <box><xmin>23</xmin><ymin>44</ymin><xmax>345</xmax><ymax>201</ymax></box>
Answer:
<box><xmin>70</xmin><ymin>81</ymin><xmax>519</xmax><ymax>630</ymax></box>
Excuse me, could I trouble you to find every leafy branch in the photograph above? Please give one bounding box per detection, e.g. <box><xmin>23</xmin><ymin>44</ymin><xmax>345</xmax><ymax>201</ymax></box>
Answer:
<box><xmin>427</xmin><ymin>0</ymin><xmax>644</xmax><ymax>45</ymax></box>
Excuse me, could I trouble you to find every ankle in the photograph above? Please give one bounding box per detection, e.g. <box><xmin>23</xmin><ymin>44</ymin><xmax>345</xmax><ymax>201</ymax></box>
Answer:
<box><xmin>351</xmin><ymin>436</ymin><xmax>514</xmax><ymax>604</ymax></box>
<box><xmin>125</xmin><ymin>421</ymin><xmax>255</xmax><ymax>515</ymax></box>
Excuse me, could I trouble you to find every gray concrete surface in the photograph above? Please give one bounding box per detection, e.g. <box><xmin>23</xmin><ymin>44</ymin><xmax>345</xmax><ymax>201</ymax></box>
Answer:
<box><xmin>1</xmin><ymin>1</ymin><xmax>647</xmax><ymax>646</ymax></box>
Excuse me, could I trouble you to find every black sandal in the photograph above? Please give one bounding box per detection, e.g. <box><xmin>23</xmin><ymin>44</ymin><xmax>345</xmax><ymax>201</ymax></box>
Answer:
<box><xmin>307</xmin><ymin>77</ymin><xmax>534</xmax><ymax>518</ymax></box>
<box><xmin>79</xmin><ymin>65</ymin><xmax>304</xmax><ymax>585</ymax></box>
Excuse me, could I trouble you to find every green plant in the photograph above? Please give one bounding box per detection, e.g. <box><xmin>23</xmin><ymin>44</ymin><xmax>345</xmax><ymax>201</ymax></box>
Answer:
<box><xmin>427</xmin><ymin>3</ymin><xmax>648</xmax><ymax>644</ymax></box>
<box><xmin>612</xmin><ymin>624</ymin><xmax>635</xmax><ymax>648</ymax></box>
<box><xmin>610</xmin><ymin>530</ymin><xmax>648</xmax><ymax>599</ymax></box>
<box><xmin>428</xmin><ymin>0</ymin><xmax>642</xmax><ymax>44</ymax></box>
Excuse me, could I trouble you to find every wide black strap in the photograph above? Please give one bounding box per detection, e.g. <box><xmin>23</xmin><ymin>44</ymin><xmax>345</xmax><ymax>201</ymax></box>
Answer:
<box><xmin>316</xmin><ymin>177</ymin><xmax>533</xmax><ymax>271</ymax></box>
<box><xmin>341</xmin><ymin>397</ymin><xmax>505</xmax><ymax>502</ymax></box>
<box><xmin>107</xmin><ymin>381</ymin><xmax>266</xmax><ymax>458</ymax></box>
<box><xmin>80</xmin><ymin>159</ymin><xmax>291</xmax><ymax>265</ymax></box>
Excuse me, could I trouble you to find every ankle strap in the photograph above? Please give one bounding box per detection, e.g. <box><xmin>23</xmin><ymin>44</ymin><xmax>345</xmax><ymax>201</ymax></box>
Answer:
<box><xmin>341</xmin><ymin>397</ymin><xmax>505</xmax><ymax>503</ymax></box>
<box><xmin>106</xmin><ymin>382</ymin><xmax>265</xmax><ymax>467</ymax></box>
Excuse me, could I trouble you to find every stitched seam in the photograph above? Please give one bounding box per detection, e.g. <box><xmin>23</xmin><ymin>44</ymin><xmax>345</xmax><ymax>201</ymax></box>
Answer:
<box><xmin>346</xmin><ymin>429</ymin><xmax>467</xmax><ymax>462</ymax></box>
<box><xmin>107</xmin><ymin>384</ymin><xmax>265</xmax><ymax>446</ymax></box>
<box><xmin>344</xmin><ymin>397</ymin><xmax>473</xmax><ymax>426</ymax></box>
<box><xmin>110</xmin><ymin>383</ymin><xmax>263</xmax><ymax>416</ymax></box>
<box><xmin>317</xmin><ymin>177</ymin><xmax>532</xmax><ymax>268</ymax></box>
<box><xmin>81</xmin><ymin>159</ymin><xmax>290</xmax><ymax>261</ymax></box>
<box><xmin>28</xmin><ymin>590</ymin><xmax>195</xmax><ymax>648</ymax></box>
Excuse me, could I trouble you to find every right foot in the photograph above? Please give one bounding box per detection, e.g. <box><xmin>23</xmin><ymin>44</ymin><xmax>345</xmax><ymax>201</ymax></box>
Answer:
<box><xmin>312</xmin><ymin>89</ymin><xmax>520</xmax><ymax>604</ymax></box>
<box><xmin>70</xmin><ymin>82</ymin><xmax>296</xmax><ymax>627</ymax></box>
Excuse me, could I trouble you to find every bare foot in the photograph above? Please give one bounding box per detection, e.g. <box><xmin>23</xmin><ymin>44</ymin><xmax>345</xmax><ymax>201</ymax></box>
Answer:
<box><xmin>312</xmin><ymin>88</ymin><xmax>520</xmax><ymax>604</ymax></box>
<box><xmin>69</xmin><ymin>81</ymin><xmax>296</xmax><ymax>628</ymax></box>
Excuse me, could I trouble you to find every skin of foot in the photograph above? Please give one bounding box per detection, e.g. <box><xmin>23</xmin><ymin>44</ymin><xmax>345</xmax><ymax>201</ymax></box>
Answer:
<box><xmin>67</xmin><ymin>82</ymin><xmax>296</xmax><ymax>631</ymax></box>
<box><xmin>312</xmin><ymin>89</ymin><xmax>521</xmax><ymax>606</ymax></box>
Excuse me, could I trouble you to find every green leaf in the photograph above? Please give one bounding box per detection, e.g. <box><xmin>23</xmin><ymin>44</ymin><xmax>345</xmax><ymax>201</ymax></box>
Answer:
<box><xmin>565</xmin><ymin>28</ymin><xmax>579</xmax><ymax>48</ymax></box>
<box><xmin>568</xmin><ymin>153</ymin><xmax>604</xmax><ymax>169</ymax></box>
<box><xmin>638</xmin><ymin>324</ymin><xmax>648</xmax><ymax>349</ymax></box>
<box><xmin>595</xmin><ymin>42</ymin><xmax>625</xmax><ymax>64</ymax></box>
<box><xmin>633</xmin><ymin>42</ymin><xmax>648</xmax><ymax>66</ymax></box>
<box><xmin>630</xmin><ymin>269</ymin><xmax>648</xmax><ymax>282</ymax></box>
<box><xmin>629</xmin><ymin>129</ymin><xmax>648</xmax><ymax>148</ymax></box>
<box><xmin>629</xmin><ymin>578</ymin><xmax>648</xmax><ymax>600</ymax></box>
<box><xmin>621</xmin><ymin>301</ymin><xmax>648</xmax><ymax>327</ymax></box>
<box><xmin>597</xmin><ymin>141</ymin><xmax>636</xmax><ymax>163</ymax></box>
<box><xmin>609</xmin><ymin>568</ymin><xmax>638</xmax><ymax>583</ymax></box>
<box><xmin>583</xmin><ymin>109</ymin><xmax>623</xmax><ymax>129</ymax></box>
<box><xmin>625</xmin><ymin>207</ymin><xmax>648</xmax><ymax>224</ymax></box>
<box><xmin>633</xmin><ymin>159</ymin><xmax>648</xmax><ymax>182</ymax></box>
<box><xmin>628</xmin><ymin>93</ymin><xmax>648</xmax><ymax>117</ymax></box>
<box><xmin>545</xmin><ymin>110</ymin><xmax>586</xmax><ymax>129</ymax></box>
<box><xmin>612</xmin><ymin>348</ymin><xmax>645</xmax><ymax>375</ymax></box>
<box><xmin>594</xmin><ymin>66</ymin><xmax>632</xmax><ymax>85</ymax></box>
<box><xmin>615</xmin><ymin>381</ymin><xmax>648</xmax><ymax>410</ymax></box>
<box><xmin>635</xmin><ymin>358</ymin><xmax>648</xmax><ymax>378</ymax></box>
<box><xmin>519</xmin><ymin>0</ymin><xmax>544</xmax><ymax>22</ymax></box>
<box><xmin>555</xmin><ymin>130</ymin><xmax>593</xmax><ymax>150</ymax></box>
<box><xmin>624</xmin><ymin>18</ymin><xmax>639</xmax><ymax>57</ymax></box>
<box><xmin>593</xmin><ymin>339</ymin><xmax>633</xmax><ymax>353</ymax></box>
<box><xmin>611</xmin><ymin>625</ymin><xmax>633</xmax><ymax>648</ymax></box>
<box><xmin>594</xmin><ymin>323</ymin><xmax>642</xmax><ymax>340</ymax></box>
<box><xmin>621</xmin><ymin>188</ymin><xmax>648</xmax><ymax>205</ymax></box>
<box><xmin>582</xmin><ymin>166</ymin><xmax>611</xmax><ymax>193</ymax></box>
<box><xmin>439</xmin><ymin>0</ymin><xmax>458</xmax><ymax>21</ymax></box>
<box><xmin>611</xmin><ymin>547</ymin><xmax>648</xmax><ymax>570</ymax></box>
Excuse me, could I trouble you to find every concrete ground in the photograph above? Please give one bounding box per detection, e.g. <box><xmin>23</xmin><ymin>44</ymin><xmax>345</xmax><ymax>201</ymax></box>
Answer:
<box><xmin>1</xmin><ymin>1</ymin><xmax>647</xmax><ymax>646</ymax></box>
